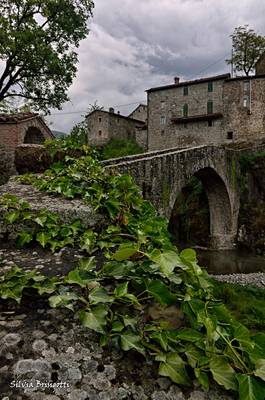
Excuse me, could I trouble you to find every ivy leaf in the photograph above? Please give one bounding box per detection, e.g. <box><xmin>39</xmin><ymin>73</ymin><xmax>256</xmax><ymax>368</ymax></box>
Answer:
<box><xmin>49</xmin><ymin>292</ymin><xmax>79</xmax><ymax>311</ymax></box>
<box><xmin>114</xmin><ymin>282</ymin><xmax>129</xmax><ymax>297</ymax></box>
<box><xmin>147</xmin><ymin>280</ymin><xmax>176</xmax><ymax>306</ymax></box>
<box><xmin>4</xmin><ymin>210</ymin><xmax>20</xmax><ymax>224</ymax></box>
<box><xmin>254</xmin><ymin>359</ymin><xmax>265</xmax><ymax>381</ymax></box>
<box><xmin>113</xmin><ymin>244</ymin><xmax>139</xmax><ymax>262</ymax></box>
<box><xmin>36</xmin><ymin>231</ymin><xmax>51</xmax><ymax>248</ymax></box>
<box><xmin>158</xmin><ymin>352</ymin><xmax>190</xmax><ymax>386</ymax></box>
<box><xmin>79</xmin><ymin>305</ymin><xmax>108</xmax><ymax>333</ymax></box>
<box><xmin>65</xmin><ymin>269</ymin><xmax>91</xmax><ymax>288</ymax></box>
<box><xmin>112</xmin><ymin>320</ymin><xmax>124</xmax><ymax>332</ymax></box>
<box><xmin>120</xmin><ymin>332</ymin><xmax>145</xmax><ymax>355</ymax></box>
<box><xmin>34</xmin><ymin>215</ymin><xmax>47</xmax><ymax>227</ymax></box>
<box><xmin>180</xmin><ymin>248</ymin><xmax>197</xmax><ymax>263</ymax></box>
<box><xmin>236</xmin><ymin>374</ymin><xmax>265</xmax><ymax>400</ymax></box>
<box><xmin>195</xmin><ymin>369</ymin><xmax>209</xmax><ymax>391</ymax></box>
<box><xmin>89</xmin><ymin>287</ymin><xmax>113</xmax><ymax>304</ymax></box>
<box><xmin>16</xmin><ymin>232</ymin><xmax>33</xmax><ymax>248</ymax></box>
<box><xmin>209</xmin><ymin>356</ymin><xmax>237</xmax><ymax>391</ymax></box>
<box><xmin>146</xmin><ymin>249</ymin><xmax>183</xmax><ymax>276</ymax></box>
<box><xmin>177</xmin><ymin>328</ymin><xmax>204</xmax><ymax>343</ymax></box>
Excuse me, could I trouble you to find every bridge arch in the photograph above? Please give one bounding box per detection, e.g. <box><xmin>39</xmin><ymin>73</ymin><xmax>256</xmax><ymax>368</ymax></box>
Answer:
<box><xmin>169</xmin><ymin>166</ymin><xmax>234</xmax><ymax>249</ymax></box>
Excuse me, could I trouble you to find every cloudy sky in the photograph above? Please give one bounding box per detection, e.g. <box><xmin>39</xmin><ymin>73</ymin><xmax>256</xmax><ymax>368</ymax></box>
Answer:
<box><xmin>47</xmin><ymin>0</ymin><xmax>265</xmax><ymax>133</ymax></box>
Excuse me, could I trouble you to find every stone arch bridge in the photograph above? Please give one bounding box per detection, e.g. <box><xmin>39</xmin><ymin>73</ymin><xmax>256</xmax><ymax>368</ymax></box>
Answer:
<box><xmin>104</xmin><ymin>144</ymin><xmax>262</xmax><ymax>250</ymax></box>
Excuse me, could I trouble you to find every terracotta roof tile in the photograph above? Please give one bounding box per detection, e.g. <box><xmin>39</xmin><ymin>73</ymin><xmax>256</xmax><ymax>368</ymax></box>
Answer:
<box><xmin>0</xmin><ymin>112</ymin><xmax>39</xmax><ymax>124</ymax></box>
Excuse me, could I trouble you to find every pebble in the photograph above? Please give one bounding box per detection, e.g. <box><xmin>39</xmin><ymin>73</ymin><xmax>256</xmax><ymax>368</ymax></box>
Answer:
<box><xmin>6</xmin><ymin>320</ymin><xmax>22</xmax><ymax>328</ymax></box>
<box><xmin>213</xmin><ymin>272</ymin><xmax>265</xmax><ymax>288</ymax></box>
<box><xmin>32</xmin><ymin>330</ymin><xmax>46</xmax><ymax>339</ymax></box>
<box><xmin>3</xmin><ymin>333</ymin><xmax>22</xmax><ymax>347</ymax></box>
<box><xmin>32</xmin><ymin>339</ymin><xmax>48</xmax><ymax>353</ymax></box>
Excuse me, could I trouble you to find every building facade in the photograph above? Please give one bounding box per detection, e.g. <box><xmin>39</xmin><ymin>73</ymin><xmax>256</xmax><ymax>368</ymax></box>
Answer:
<box><xmin>0</xmin><ymin>113</ymin><xmax>53</xmax><ymax>148</ymax></box>
<box><xmin>147</xmin><ymin>68</ymin><xmax>265</xmax><ymax>151</ymax></box>
<box><xmin>86</xmin><ymin>107</ymin><xmax>147</xmax><ymax>149</ymax></box>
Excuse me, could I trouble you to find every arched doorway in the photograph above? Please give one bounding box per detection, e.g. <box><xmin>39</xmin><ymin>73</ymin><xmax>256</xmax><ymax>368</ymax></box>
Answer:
<box><xmin>24</xmin><ymin>127</ymin><xmax>45</xmax><ymax>144</ymax></box>
<box><xmin>169</xmin><ymin>167</ymin><xmax>233</xmax><ymax>249</ymax></box>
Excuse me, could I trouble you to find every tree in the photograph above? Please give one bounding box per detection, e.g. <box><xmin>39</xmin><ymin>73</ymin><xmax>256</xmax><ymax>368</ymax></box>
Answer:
<box><xmin>226</xmin><ymin>25</ymin><xmax>265</xmax><ymax>76</ymax></box>
<box><xmin>0</xmin><ymin>0</ymin><xmax>94</xmax><ymax>112</ymax></box>
<box><xmin>86</xmin><ymin>101</ymin><xmax>104</xmax><ymax>114</ymax></box>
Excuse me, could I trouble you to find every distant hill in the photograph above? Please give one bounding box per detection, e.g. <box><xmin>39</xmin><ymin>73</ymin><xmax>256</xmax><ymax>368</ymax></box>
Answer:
<box><xmin>52</xmin><ymin>130</ymin><xmax>67</xmax><ymax>138</ymax></box>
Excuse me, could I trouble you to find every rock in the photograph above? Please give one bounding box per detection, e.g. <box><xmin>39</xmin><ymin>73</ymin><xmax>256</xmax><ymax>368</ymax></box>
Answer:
<box><xmin>15</xmin><ymin>144</ymin><xmax>52</xmax><ymax>174</ymax></box>
<box><xmin>68</xmin><ymin>389</ymin><xmax>89</xmax><ymax>400</ymax></box>
<box><xmin>187</xmin><ymin>391</ymin><xmax>208</xmax><ymax>400</ymax></box>
<box><xmin>3</xmin><ymin>333</ymin><xmax>22</xmax><ymax>347</ymax></box>
<box><xmin>32</xmin><ymin>339</ymin><xmax>48</xmax><ymax>353</ymax></box>
<box><xmin>32</xmin><ymin>330</ymin><xmax>46</xmax><ymax>339</ymax></box>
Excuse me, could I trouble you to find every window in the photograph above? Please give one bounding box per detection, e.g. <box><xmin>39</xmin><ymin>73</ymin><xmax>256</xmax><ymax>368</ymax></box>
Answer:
<box><xmin>161</xmin><ymin>101</ymin><xmax>165</xmax><ymax>109</ymax></box>
<box><xmin>208</xmin><ymin>82</ymin><xmax>213</xmax><ymax>92</ymax></box>
<box><xmin>208</xmin><ymin>120</ymin><xmax>213</xmax><ymax>127</ymax></box>
<box><xmin>183</xmin><ymin>104</ymin><xmax>188</xmax><ymax>117</ymax></box>
<box><xmin>160</xmin><ymin>116</ymin><xmax>166</xmax><ymax>125</ymax></box>
<box><xmin>227</xmin><ymin>131</ymin><xmax>233</xmax><ymax>140</ymax></box>
<box><xmin>183</xmin><ymin>86</ymin><xmax>189</xmax><ymax>96</ymax></box>
<box><xmin>207</xmin><ymin>100</ymin><xmax>213</xmax><ymax>114</ymax></box>
<box><xmin>99</xmin><ymin>117</ymin><xmax>101</xmax><ymax>123</ymax></box>
<box><xmin>161</xmin><ymin>129</ymin><xmax>165</xmax><ymax>135</ymax></box>
<box><xmin>243</xmin><ymin>97</ymin><xmax>248</xmax><ymax>108</ymax></box>
<box><xmin>243</xmin><ymin>81</ymin><xmax>250</xmax><ymax>92</ymax></box>
<box><xmin>98</xmin><ymin>130</ymin><xmax>102</xmax><ymax>136</ymax></box>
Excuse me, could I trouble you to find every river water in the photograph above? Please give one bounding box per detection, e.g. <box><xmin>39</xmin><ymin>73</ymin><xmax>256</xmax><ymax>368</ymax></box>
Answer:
<box><xmin>196</xmin><ymin>249</ymin><xmax>265</xmax><ymax>275</ymax></box>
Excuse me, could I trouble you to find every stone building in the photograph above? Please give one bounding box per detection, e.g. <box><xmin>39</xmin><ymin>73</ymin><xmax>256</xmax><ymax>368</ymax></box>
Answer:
<box><xmin>146</xmin><ymin>65</ymin><xmax>265</xmax><ymax>151</ymax></box>
<box><xmin>0</xmin><ymin>112</ymin><xmax>53</xmax><ymax>148</ymax></box>
<box><xmin>128</xmin><ymin>104</ymin><xmax>147</xmax><ymax>123</ymax></box>
<box><xmin>86</xmin><ymin>107</ymin><xmax>147</xmax><ymax>149</ymax></box>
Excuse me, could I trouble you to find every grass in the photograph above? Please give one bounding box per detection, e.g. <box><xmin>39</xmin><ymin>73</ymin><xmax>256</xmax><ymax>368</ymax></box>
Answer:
<box><xmin>100</xmin><ymin>138</ymin><xmax>144</xmax><ymax>160</ymax></box>
<box><xmin>212</xmin><ymin>280</ymin><xmax>265</xmax><ymax>332</ymax></box>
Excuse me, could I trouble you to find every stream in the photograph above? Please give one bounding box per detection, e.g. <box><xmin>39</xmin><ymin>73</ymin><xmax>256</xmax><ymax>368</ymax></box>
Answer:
<box><xmin>196</xmin><ymin>248</ymin><xmax>265</xmax><ymax>275</ymax></box>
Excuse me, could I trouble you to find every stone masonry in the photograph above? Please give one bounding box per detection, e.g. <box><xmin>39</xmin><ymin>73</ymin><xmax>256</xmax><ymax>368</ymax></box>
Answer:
<box><xmin>0</xmin><ymin>113</ymin><xmax>53</xmax><ymax>148</ymax></box>
<box><xmin>147</xmin><ymin>65</ymin><xmax>265</xmax><ymax>151</ymax></box>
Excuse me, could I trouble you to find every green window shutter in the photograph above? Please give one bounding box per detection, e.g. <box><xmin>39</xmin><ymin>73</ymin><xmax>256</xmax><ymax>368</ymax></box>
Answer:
<box><xmin>183</xmin><ymin>104</ymin><xmax>188</xmax><ymax>117</ymax></box>
<box><xmin>207</xmin><ymin>100</ymin><xmax>213</xmax><ymax>114</ymax></box>
<box><xmin>183</xmin><ymin>86</ymin><xmax>188</xmax><ymax>96</ymax></box>
<box><xmin>208</xmin><ymin>82</ymin><xmax>213</xmax><ymax>92</ymax></box>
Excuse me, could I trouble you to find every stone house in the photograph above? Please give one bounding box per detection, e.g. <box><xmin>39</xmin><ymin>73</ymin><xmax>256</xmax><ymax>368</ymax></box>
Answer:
<box><xmin>0</xmin><ymin>112</ymin><xmax>53</xmax><ymax>148</ymax></box>
<box><xmin>146</xmin><ymin>64</ymin><xmax>265</xmax><ymax>151</ymax></box>
<box><xmin>128</xmin><ymin>104</ymin><xmax>147</xmax><ymax>123</ymax></box>
<box><xmin>86</xmin><ymin>106</ymin><xmax>147</xmax><ymax>150</ymax></box>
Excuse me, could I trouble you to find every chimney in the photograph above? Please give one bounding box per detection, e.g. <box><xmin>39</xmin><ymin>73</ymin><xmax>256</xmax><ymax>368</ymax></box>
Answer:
<box><xmin>117</xmin><ymin>111</ymin><xmax>120</xmax><ymax>115</ymax></box>
<box><xmin>174</xmin><ymin>76</ymin><xmax>180</xmax><ymax>85</ymax></box>
<box><xmin>109</xmin><ymin>107</ymin><xmax>114</xmax><ymax>113</ymax></box>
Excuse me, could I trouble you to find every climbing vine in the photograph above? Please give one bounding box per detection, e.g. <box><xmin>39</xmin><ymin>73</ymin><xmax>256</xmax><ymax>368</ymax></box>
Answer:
<box><xmin>0</xmin><ymin>141</ymin><xmax>265</xmax><ymax>399</ymax></box>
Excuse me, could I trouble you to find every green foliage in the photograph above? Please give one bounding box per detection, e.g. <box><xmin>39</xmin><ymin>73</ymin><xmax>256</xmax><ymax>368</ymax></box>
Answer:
<box><xmin>226</xmin><ymin>25</ymin><xmax>265</xmax><ymax>76</ymax></box>
<box><xmin>0</xmin><ymin>0</ymin><xmax>94</xmax><ymax>111</ymax></box>
<box><xmin>240</xmin><ymin>152</ymin><xmax>265</xmax><ymax>174</ymax></box>
<box><xmin>1</xmin><ymin>140</ymin><xmax>265</xmax><ymax>397</ymax></box>
<box><xmin>100</xmin><ymin>138</ymin><xmax>144</xmax><ymax>160</ymax></box>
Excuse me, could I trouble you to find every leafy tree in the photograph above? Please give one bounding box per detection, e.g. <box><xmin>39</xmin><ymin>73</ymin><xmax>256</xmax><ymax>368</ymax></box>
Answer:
<box><xmin>226</xmin><ymin>25</ymin><xmax>265</xmax><ymax>76</ymax></box>
<box><xmin>0</xmin><ymin>0</ymin><xmax>94</xmax><ymax>112</ymax></box>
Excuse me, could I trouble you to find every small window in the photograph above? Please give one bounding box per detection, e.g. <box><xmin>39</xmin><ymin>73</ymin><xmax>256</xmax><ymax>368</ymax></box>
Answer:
<box><xmin>161</xmin><ymin>101</ymin><xmax>165</xmax><ymax>109</ymax></box>
<box><xmin>227</xmin><ymin>131</ymin><xmax>233</xmax><ymax>140</ymax></box>
<box><xmin>243</xmin><ymin>81</ymin><xmax>249</xmax><ymax>92</ymax></box>
<box><xmin>99</xmin><ymin>130</ymin><xmax>102</xmax><ymax>136</ymax></box>
<box><xmin>183</xmin><ymin>86</ymin><xmax>189</xmax><ymax>96</ymax></box>
<box><xmin>161</xmin><ymin>129</ymin><xmax>165</xmax><ymax>135</ymax></box>
<box><xmin>183</xmin><ymin>104</ymin><xmax>188</xmax><ymax>117</ymax></box>
<box><xmin>208</xmin><ymin>82</ymin><xmax>213</xmax><ymax>92</ymax></box>
<box><xmin>243</xmin><ymin>97</ymin><xmax>248</xmax><ymax>108</ymax></box>
<box><xmin>99</xmin><ymin>117</ymin><xmax>101</xmax><ymax>123</ymax></box>
<box><xmin>207</xmin><ymin>100</ymin><xmax>213</xmax><ymax>114</ymax></box>
<box><xmin>208</xmin><ymin>120</ymin><xmax>213</xmax><ymax>127</ymax></box>
<box><xmin>160</xmin><ymin>116</ymin><xmax>166</xmax><ymax>125</ymax></box>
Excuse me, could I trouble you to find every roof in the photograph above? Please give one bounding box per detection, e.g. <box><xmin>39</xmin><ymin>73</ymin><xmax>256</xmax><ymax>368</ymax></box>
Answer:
<box><xmin>147</xmin><ymin>73</ymin><xmax>231</xmax><ymax>93</ymax></box>
<box><xmin>0</xmin><ymin>112</ymin><xmax>39</xmax><ymax>124</ymax></box>
<box><xmin>226</xmin><ymin>73</ymin><xmax>265</xmax><ymax>82</ymax></box>
<box><xmin>86</xmin><ymin>109</ymin><xmax>146</xmax><ymax>124</ymax></box>
<box><xmin>128</xmin><ymin>104</ymin><xmax>147</xmax><ymax>117</ymax></box>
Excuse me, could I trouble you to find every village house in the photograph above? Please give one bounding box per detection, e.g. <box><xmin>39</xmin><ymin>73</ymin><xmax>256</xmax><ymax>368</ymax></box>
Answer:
<box><xmin>86</xmin><ymin>105</ymin><xmax>148</xmax><ymax>150</ymax></box>
<box><xmin>0</xmin><ymin>112</ymin><xmax>53</xmax><ymax>148</ymax></box>
<box><xmin>146</xmin><ymin>58</ymin><xmax>265</xmax><ymax>151</ymax></box>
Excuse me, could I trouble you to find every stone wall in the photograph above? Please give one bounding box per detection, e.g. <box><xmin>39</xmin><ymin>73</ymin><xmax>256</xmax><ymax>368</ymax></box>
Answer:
<box><xmin>147</xmin><ymin>78</ymin><xmax>226</xmax><ymax>151</ymax></box>
<box><xmin>129</xmin><ymin>104</ymin><xmax>147</xmax><ymax>122</ymax></box>
<box><xmin>0</xmin><ymin>145</ymin><xmax>16</xmax><ymax>185</ymax></box>
<box><xmin>106</xmin><ymin>145</ymin><xmax>241</xmax><ymax>250</ymax></box>
<box><xmin>223</xmin><ymin>77</ymin><xmax>265</xmax><ymax>142</ymax></box>
<box><xmin>87</xmin><ymin>110</ymin><xmax>146</xmax><ymax>147</ymax></box>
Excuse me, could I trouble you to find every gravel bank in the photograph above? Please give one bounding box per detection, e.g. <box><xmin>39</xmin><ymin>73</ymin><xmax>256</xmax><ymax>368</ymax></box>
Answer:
<box><xmin>212</xmin><ymin>272</ymin><xmax>265</xmax><ymax>288</ymax></box>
